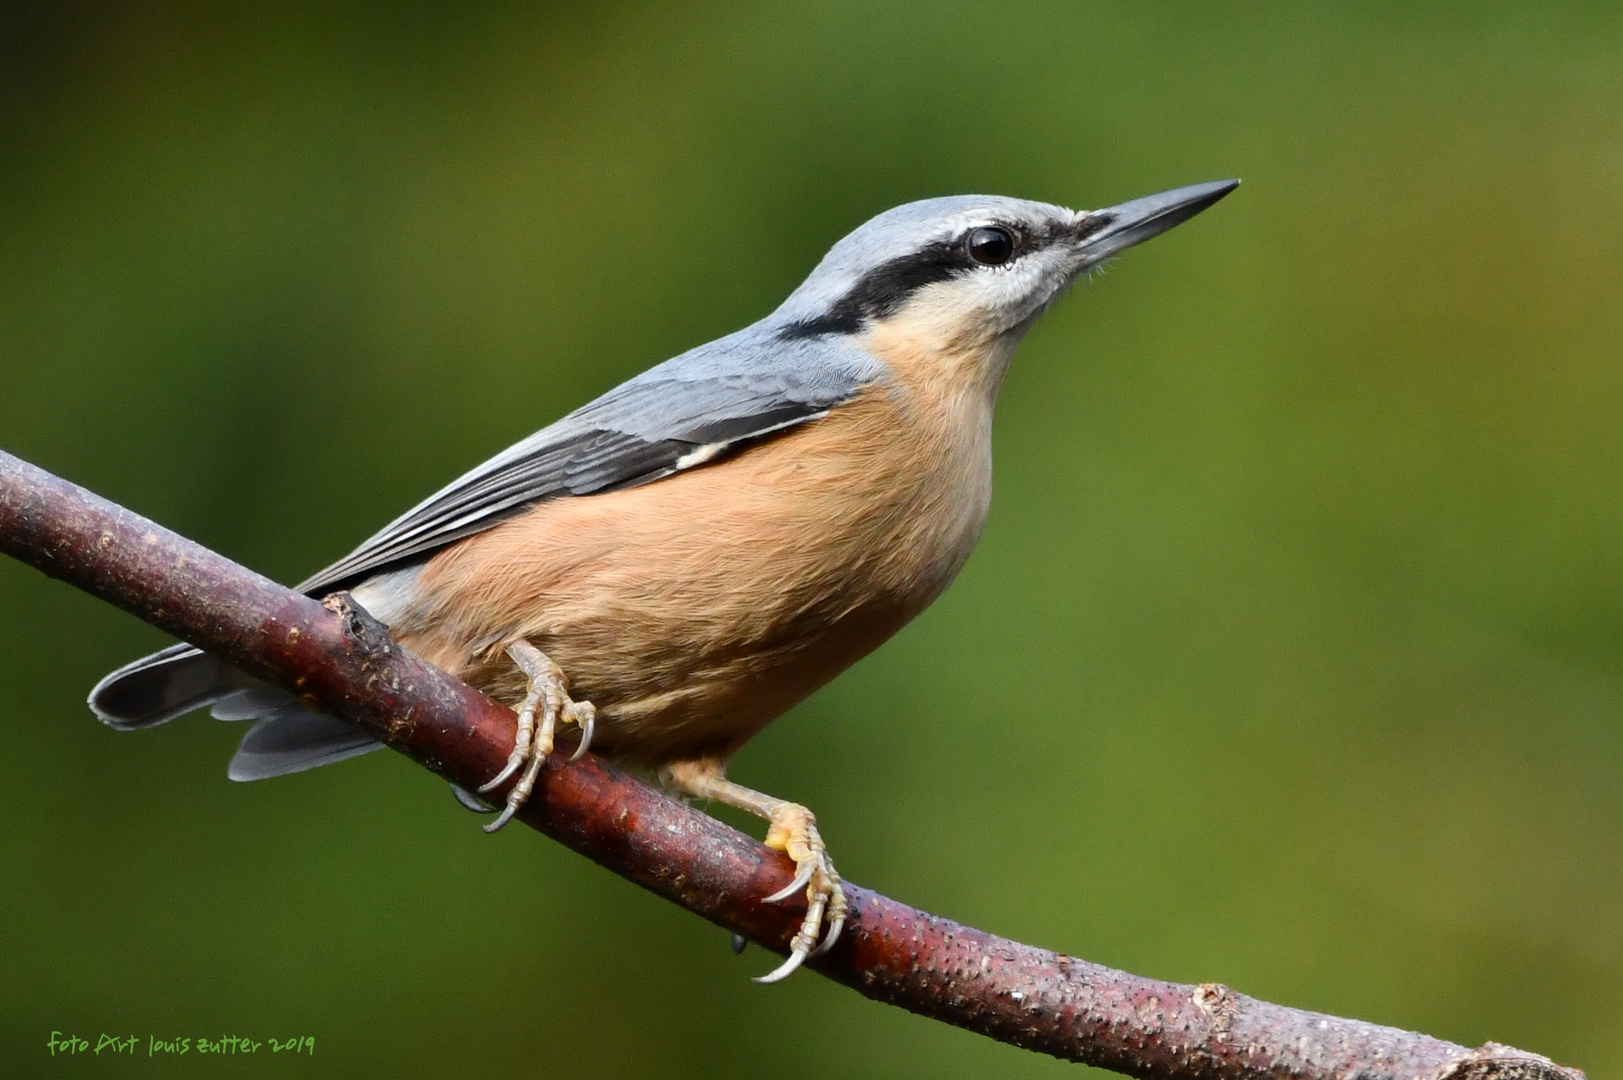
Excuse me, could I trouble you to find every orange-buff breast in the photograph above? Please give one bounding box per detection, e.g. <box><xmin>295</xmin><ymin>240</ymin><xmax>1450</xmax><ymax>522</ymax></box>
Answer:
<box><xmin>385</xmin><ymin>376</ymin><xmax>994</xmax><ymax>769</ymax></box>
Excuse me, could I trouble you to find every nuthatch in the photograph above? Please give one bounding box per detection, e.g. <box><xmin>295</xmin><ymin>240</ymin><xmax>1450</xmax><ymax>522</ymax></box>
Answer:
<box><xmin>91</xmin><ymin>179</ymin><xmax>1238</xmax><ymax>982</ymax></box>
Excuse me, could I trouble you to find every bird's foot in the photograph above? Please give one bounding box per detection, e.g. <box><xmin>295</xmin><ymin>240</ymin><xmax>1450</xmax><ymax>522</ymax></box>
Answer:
<box><xmin>660</xmin><ymin>761</ymin><xmax>847</xmax><ymax>982</ymax></box>
<box><xmin>756</xmin><ymin>802</ymin><xmax>847</xmax><ymax>983</ymax></box>
<box><xmin>477</xmin><ymin>639</ymin><xmax>596</xmax><ymax>833</ymax></box>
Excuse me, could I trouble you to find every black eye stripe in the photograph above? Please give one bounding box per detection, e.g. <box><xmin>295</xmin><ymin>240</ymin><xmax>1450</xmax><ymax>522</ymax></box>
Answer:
<box><xmin>779</xmin><ymin>241</ymin><xmax>963</xmax><ymax>338</ymax></box>
<box><xmin>779</xmin><ymin>218</ymin><xmax>1066</xmax><ymax>340</ymax></box>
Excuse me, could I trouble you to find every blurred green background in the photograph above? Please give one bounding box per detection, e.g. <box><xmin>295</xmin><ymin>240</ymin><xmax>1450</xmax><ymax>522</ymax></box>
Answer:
<box><xmin>3</xmin><ymin>2</ymin><xmax>1620</xmax><ymax>1076</ymax></box>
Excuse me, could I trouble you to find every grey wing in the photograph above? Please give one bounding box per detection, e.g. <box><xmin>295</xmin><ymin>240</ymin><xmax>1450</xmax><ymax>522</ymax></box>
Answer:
<box><xmin>87</xmin><ymin>328</ymin><xmax>882</xmax><ymax>781</ymax></box>
<box><xmin>298</xmin><ymin>331</ymin><xmax>884</xmax><ymax>595</ymax></box>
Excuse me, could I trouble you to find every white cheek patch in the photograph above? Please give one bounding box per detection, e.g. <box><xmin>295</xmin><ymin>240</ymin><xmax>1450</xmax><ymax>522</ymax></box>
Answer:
<box><xmin>888</xmin><ymin>279</ymin><xmax>1002</xmax><ymax>342</ymax></box>
<box><xmin>895</xmin><ymin>248</ymin><xmax>1076</xmax><ymax>340</ymax></box>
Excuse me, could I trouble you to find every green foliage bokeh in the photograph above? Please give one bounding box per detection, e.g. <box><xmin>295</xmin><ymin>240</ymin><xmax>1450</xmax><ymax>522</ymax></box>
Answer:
<box><xmin>3</xmin><ymin>4</ymin><xmax>1620</xmax><ymax>1076</ymax></box>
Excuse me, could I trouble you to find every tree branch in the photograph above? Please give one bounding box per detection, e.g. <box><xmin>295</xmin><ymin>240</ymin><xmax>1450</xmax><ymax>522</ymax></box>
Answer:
<box><xmin>0</xmin><ymin>446</ymin><xmax>1584</xmax><ymax>1080</ymax></box>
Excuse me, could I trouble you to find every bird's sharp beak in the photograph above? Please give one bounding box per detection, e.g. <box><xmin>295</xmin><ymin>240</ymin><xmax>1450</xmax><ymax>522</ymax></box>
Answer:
<box><xmin>1074</xmin><ymin>179</ymin><xmax>1239</xmax><ymax>264</ymax></box>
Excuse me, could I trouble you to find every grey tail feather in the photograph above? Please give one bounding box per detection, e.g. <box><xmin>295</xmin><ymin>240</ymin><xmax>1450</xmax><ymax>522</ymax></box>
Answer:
<box><xmin>227</xmin><ymin>705</ymin><xmax>384</xmax><ymax>781</ymax></box>
<box><xmin>89</xmin><ymin>643</ymin><xmax>238</xmax><ymax>730</ymax></box>
<box><xmin>92</xmin><ymin>644</ymin><xmax>384</xmax><ymax>779</ymax></box>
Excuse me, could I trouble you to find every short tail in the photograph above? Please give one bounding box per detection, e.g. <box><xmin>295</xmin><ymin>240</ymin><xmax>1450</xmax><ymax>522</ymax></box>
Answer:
<box><xmin>90</xmin><ymin>645</ymin><xmax>383</xmax><ymax>779</ymax></box>
<box><xmin>89</xmin><ymin>643</ymin><xmax>238</xmax><ymax>729</ymax></box>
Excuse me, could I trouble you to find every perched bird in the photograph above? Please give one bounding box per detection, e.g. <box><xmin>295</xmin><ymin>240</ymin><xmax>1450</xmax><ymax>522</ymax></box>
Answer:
<box><xmin>90</xmin><ymin>179</ymin><xmax>1237</xmax><ymax>981</ymax></box>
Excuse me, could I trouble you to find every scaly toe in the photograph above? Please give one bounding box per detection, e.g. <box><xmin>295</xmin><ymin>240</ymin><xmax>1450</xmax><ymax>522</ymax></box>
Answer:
<box><xmin>756</xmin><ymin>809</ymin><xmax>843</xmax><ymax>982</ymax></box>
<box><xmin>811</xmin><ymin>914</ymin><xmax>844</xmax><ymax>957</ymax></box>
<box><xmin>479</xmin><ymin>639</ymin><xmax>577</xmax><ymax>831</ymax></box>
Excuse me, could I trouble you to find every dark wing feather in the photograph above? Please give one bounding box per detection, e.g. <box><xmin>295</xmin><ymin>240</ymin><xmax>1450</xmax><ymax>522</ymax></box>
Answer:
<box><xmin>297</xmin><ymin>332</ymin><xmax>884</xmax><ymax>595</ymax></box>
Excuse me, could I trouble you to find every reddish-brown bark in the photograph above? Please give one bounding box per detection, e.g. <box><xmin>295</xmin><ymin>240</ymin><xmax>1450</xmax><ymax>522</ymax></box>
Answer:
<box><xmin>0</xmin><ymin>448</ymin><xmax>1585</xmax><ymax>1080</ymax></box>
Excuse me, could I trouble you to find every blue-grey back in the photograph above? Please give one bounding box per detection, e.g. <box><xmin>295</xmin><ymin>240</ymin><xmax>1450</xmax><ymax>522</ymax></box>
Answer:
<box><xmin>298</xmin><ymin>324</ymin><xmax>887</xmax><ymax>594</ymax></box>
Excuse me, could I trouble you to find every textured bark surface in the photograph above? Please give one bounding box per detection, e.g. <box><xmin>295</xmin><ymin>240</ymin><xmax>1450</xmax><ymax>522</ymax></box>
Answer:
<box><xmin>0</xmin><ymin>447</ymin><xmax>1587</xmax><ymax>1080</ymax></box>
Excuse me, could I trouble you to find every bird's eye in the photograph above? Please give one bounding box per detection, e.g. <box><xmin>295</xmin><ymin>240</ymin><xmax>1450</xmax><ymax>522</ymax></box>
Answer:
<box><xmin>967</xmin><ymin>226</ymin><xmax>1015</xmax><ymax>266</ymax></box>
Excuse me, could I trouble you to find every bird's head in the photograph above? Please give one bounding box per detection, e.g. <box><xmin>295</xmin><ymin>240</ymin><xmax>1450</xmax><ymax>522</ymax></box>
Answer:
<box><xmin>773</xmin><ymin>180</ymin><xmax>1238</xmax><ymax>394</ymax></box>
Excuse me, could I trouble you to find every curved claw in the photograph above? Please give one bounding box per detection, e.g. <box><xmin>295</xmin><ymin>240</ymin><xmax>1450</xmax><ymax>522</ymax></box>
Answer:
<box><xmin>450</xmin><ymin>783</ymin><xmax>496</xmax><ymax>814</ymax></box>
<box><xmin>482</xmin><ymin>801</ymin><xmax>520</xmax><ymax>833</ymax></box>
<box><xmin>753</xmin><ymin>945</ymin><xmax>810</xmax><ymax>984</ymax></box>
<box><xmin>763</xmin><ymin>861</ymin><xmax>814</xmax><ymax>904</ymax></box>
<box><xmin>477</xmin><ymin>757</ymin><xmax>523</xmax><ymax>795</ymax></box>
<box><xmin>810</xmin><ymin>915</ymin><xmax>844</xmax><ymax>957</ymax></box>
<box><xmin>569</xmin><ymin>708</ymin><xmax>595</xmax><ymax>762</ymax></box>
